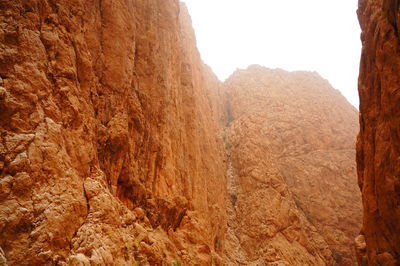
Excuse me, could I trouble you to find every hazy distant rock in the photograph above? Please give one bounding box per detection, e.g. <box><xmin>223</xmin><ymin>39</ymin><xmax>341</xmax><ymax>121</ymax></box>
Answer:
<box><xmin>223</xmin><ymin>65</ymin><xmax>362</xmax><ymax>265</ymax></box>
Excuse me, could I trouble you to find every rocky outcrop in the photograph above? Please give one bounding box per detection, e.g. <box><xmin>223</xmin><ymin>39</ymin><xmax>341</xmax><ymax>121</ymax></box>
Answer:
<box><xmin>356</xmin><ymin>0</ymin><xmax>400</xmax><ymax>265</ymax></box>
<box><xmin>0</xmin><ymin>0</ymin><xmax>226</xmax><ymax>265</ymax></box>
<box><xmin>224</xmin><ymin>66</ymin><xmax>362</xmax><ymax>265</ymax></box>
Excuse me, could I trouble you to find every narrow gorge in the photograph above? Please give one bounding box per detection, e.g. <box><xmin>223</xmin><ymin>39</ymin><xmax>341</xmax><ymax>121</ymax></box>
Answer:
<box><xmin>0</xmin><ymin>0</ymin><xmax>397</xmax><ymax>265</ymax></box>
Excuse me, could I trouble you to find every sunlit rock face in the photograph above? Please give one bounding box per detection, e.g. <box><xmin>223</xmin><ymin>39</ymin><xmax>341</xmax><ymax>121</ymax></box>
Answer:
<box><xmin>356</xmin><ymin>0</ymin><xmax>400</xmax><ymax>265</ymax></box>
<box><xmin>0</xmin><ymin>1</ymin><xmax>227</xmax><ymax>264</ymax></box>
<box><xmin>223</xmin><ymin>65</ymin><xmax>362</xmax><ymax>265</ymax></box>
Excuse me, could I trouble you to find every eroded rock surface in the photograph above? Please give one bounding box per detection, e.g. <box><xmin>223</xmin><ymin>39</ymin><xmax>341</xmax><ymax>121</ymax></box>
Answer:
<box><xmin>224</xmin><ymin>66</ymin><xmax>362</xmax><ymax>265</ymax></box>
<box><xmin>0</xmin><ymin>1</ymin><xmax>226</xmax><ymax>265</ymax></box>
<box><xmin>356</xmin><ymin>0</ymin><xmax>400</xmax><ymax>265</ymax></box>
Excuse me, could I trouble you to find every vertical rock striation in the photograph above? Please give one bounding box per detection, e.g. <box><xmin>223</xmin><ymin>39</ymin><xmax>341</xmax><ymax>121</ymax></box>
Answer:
<box><xmin>356</xmin><ymin>0</ymin><xmax>400</xmax><ymax>265</ymax></box>
<box><xmin>224</xmin><ymin>66</ymin><xmax>362</xmax><ymax>265</ymax></box>
<box><xmin>0</xmin><ymin>1</ymin><xmax>226</xmax><ymax>264</ymax></box>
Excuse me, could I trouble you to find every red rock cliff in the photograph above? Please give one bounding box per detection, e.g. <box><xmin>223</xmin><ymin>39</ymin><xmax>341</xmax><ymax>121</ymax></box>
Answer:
<box><xmin>0</xmin><ymin>1</ymin><xmax>226</xmax><ymax>265</ymax></box>
<box><xmin>356</xmin><ymin>0</ymin><xmax>400</xmax><ymax>265</ymax></box>
<box><xmin>224</xmin><ymin>66</ymin><xmax>362</xmax><ymax>265</ymax></box>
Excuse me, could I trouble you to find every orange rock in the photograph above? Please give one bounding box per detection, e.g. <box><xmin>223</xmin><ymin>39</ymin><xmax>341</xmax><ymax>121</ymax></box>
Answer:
<box><xmin>223</xmin><ymin>65</ymin><xmax>362</xmax><ymax>265</ymax></box>
<box><xmin>356</xmin><ymin>0</ymin><xmax>400</xmax><ymax>264</ymax></box>
<box><xmin>0</xmin><ymin>1</ymin><xmax>226</xmax><ymax>264</ymax></box>
<box><xmin>0</xmin><ymin>0</ymin><xmax>365</xmax><ymax>265</ymax></box>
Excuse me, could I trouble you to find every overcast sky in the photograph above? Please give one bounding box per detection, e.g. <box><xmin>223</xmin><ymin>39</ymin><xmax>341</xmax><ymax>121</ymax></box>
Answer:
<box><xmin>181</xmin><ymin>0</ymin><xmax>361</xmax><ymax>108</ymax></box>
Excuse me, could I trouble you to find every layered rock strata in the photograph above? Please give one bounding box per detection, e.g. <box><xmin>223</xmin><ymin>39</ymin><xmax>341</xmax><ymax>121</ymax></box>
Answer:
<box><xmin>0</xmin><ymin>1</ymin><xmax>226</xmax><ymax>265</ymax></box>
<box><xmin>356</xmin><ymin>0</ymin><xmax>400</xmax><ymax>264</ymax></box>
<box><xmin>224</xmin><ymin>66</ymin><xmax>362</xmax><ymax>265</ymax></box>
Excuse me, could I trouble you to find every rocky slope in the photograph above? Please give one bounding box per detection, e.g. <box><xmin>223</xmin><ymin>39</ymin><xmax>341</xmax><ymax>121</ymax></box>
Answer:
<box><xmin>224</xmin><ymin>66</ymin><xmax>362</xmax><ymax>265</ymax></box>
<box><xmin>356</xmin><ymin>0</ymin><xmax>400</xmax><ymax>265</ymax></box>
<box><xmin>0</xmin><ymin>0</ymin><xmax>226</xmax><ymax>265</ymax></box>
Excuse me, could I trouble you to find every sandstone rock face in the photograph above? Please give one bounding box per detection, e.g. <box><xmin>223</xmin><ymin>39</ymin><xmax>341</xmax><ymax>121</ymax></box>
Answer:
<box><xmin>356</xmin><ymin>0</ymin><xmax>400</xmax><ymax>265</ymax></box>
<box><xmin>224</xmin><ymin>66</ymin><xmax>362</xmax><ymax>265</ymax></box>
<box><xmin>0</xmin><ymin>1</ymin><xmax>226</xmax><ymax>265</ymax></box>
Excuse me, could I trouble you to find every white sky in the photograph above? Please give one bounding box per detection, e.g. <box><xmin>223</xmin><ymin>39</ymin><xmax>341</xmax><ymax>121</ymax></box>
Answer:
<box><xmin>181</xmin><ymin>0</ymin><xmax>361</xmax><ymax>108</ymax></box>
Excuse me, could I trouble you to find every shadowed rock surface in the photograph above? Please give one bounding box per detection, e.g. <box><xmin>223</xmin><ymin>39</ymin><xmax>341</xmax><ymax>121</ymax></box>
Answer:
<box><xmin>356</xmin><ymin>0</ymin><xmax>400</xmax><ymax>265</ymax></box>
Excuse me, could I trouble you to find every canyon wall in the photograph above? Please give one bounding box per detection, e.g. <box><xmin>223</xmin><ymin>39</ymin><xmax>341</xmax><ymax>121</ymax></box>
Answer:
<box><xmin>0</xmin><ymin>0</ymin><xmax>227</xmax><ymax>265</ymax></box>
<box><xmin>356</xmin><ymin>0</ymin><xmax>400</xmax><ymax>265</ymax></box>
<box><xmin>224</xmin><ymin>66</ymin><xmax>362</xmax><ymax>265</ymax></box>
<box><xmin>0</xmin><ymin>1</ymin><xmax>365</xmax><ymax>265</ymax></box>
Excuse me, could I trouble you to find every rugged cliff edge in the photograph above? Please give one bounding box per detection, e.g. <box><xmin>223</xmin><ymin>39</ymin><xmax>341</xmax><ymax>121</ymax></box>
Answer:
<box><xmin>0</xmin><ymin>1</ymin><xmax>226</xmax><ymax>264</ymax></box>
<box><xmin>223</xmin><ymin>66</ymin><xmax>362</xmax><ymax>265</ymax></box>
<box><xmin>356</xmin><ymin>0</ymin><xmax>400</xmax><ymax>265</ymax></box>
<box><xmin>0</xmin><ymin>1</ymin><xmax>364</xmax><ymax>265</ymax></box>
